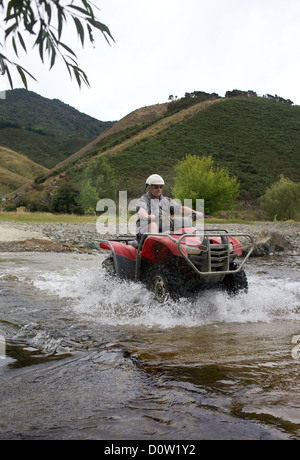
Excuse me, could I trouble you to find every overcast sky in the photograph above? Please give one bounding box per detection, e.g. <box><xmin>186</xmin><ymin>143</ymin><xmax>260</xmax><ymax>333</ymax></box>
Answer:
<box><xmin>1</xmin><ymin>0</ymin><xmax>300</xmax><ymax>121</ymax></box>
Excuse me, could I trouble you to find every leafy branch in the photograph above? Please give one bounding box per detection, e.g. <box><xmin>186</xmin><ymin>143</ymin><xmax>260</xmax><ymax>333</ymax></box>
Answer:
<box><xmin>0</xmin><ymin>0</ymin><xmax>114</xmax><ymax>88</ymax></box>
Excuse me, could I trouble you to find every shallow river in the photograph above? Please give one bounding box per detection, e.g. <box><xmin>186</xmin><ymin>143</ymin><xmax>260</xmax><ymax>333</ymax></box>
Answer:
<box><xmin>0</xmin><ymin>251</ymin><xmax>300</xmax><ymax>440</ymax></box>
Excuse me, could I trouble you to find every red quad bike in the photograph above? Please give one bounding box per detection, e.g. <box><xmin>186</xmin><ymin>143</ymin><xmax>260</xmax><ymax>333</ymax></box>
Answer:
<box><xmin>100</xmin><ymin>215</ymin><xmax>255</xmax><ymax>302</ymax></box>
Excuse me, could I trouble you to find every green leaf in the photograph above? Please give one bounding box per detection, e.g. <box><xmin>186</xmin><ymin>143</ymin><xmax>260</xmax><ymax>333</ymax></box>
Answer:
<box><xmin>87</xmin><ymin>23</ymin><xmax>94</xmax><ymax>43</ymax></box>
<box><xmin>44</xmin><ymin>1</ymin><xmax>52</xmax><ymax>24</ymax></box>
<box><xmin>57</xmin><ymin>5</ymin><xmax>65</xmax><ymax>40</ymax></box>
<box><xmin>5</xmin><ymin>64</ymin><xmax>13</xmax><ymax>89</ymax></box>
<box><xmin>12</xmin><ymin>36</ymin><xmax>18</xmax><ymax>56</ymax></box>
<box><xmin>74</xmin><ymin>68</ymin><xmax>82</xmax><ymax>88</ymax></box>
<box><xmin>39</xmin><ymin>39</ymin><xmax>44</xmax><ymax>62</ymax></box>
<box><xmin>5</xmin><ymin>22</ymin><xmax>18</xmax><ymax>39</ymax></box>
<box><xmin>58</xmin><ymin>41</ymin><xmax>77</xmax><ymax>57</ymax></box>
<box><xmin>81</xmin><ymin>0</ymin><xmax>94</xmax><ymax>17</ymax></box>
<box><xmin>67</xmin><ymin>4</ymin><xmax>90</xmax><ymax>16</ymax></box>
<box><xmin>47</xmin><ymin>39</ymin><xmax>56</xmax><ymax>68</ymax></box>
<box><xmin>73</xmin><ymin>16</ymin><xmax>85</xmax><ymax>45</ymax></box>
<box><xmin>86</xmin><ymin>18</ymin><xmax>114</xmax><ymax>44</ymax></box>
<box><xmin>17</xmin><ymin>32</ymin><xmax>27</xmax><ymax>52</ymax></box>
<box><xmin>17</xmin><ymin>65</ymin><xmax>28</xmax><ymax>89</ymax></box>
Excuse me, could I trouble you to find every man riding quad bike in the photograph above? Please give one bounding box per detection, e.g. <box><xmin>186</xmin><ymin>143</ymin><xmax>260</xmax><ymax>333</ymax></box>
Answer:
<box><xmin>100</xmin><ymin>175</ymin><xmax>254</xmax><ymax>302</ymax></box>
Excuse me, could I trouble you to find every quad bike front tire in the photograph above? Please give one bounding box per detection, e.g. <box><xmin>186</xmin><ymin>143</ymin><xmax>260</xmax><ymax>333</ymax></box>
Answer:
<box><xmin>147</xmin><ymin>264</ymin><xmax>185</xmax><ymax>302</ymax></box>
<box><xmin>222</xmin><ymin>267</ymin><xmax>248</xmax><ymax>295</ymax></box>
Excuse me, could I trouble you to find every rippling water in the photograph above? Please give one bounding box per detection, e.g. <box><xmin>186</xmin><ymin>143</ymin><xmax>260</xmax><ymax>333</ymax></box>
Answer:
<box><xmin>0</xmin><ymin>251</ymin><xmax>300</xmax><ymax>440</ymax></box>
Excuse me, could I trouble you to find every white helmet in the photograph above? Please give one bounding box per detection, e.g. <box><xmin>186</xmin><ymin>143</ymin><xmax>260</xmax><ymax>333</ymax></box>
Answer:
<box><xmin>146</xmin><ymin>174</ymin><xmax>165</xmax><ymax>186</ymax></box>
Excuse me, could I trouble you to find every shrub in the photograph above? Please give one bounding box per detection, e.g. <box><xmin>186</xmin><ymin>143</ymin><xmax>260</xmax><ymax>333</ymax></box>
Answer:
<box><xmin>172</xmin><ymin>154</ymin><xmax>240</xmax><ymax>215</ymax></box>
<box><xmin>51</xmin><ymin>182</ymin><xmax>83</xmax><ymax>214</ymax></box>
<box><xmin>260</xmin><ymin>175</ymin><xmax>300</xmax><ymax>220</ymax></box>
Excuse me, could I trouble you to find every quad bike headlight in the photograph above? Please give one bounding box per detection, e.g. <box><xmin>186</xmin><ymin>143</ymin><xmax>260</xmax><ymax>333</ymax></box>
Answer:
<box><xmin>181</xmin><ymin>244</ymin><xmax>202</xmax><ymax>255</ymax></box>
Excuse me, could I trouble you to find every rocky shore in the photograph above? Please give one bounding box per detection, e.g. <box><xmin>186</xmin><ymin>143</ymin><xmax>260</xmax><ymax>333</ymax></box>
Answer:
<box><xmin>0</xmin><ymin>220</ymin><xmax>299</xmax><ymax>256</ymax></box>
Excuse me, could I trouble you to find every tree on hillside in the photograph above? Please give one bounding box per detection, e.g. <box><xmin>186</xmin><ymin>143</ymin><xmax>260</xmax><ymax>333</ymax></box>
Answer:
<box><xmin>78</xmin><ymin>181</ymin><xmax>99</xmax><ymax>214</ymax></box>
<box><xmin>0</xmin><ymin>0</ymin><xmax>114</xmax><ymax>88</ymax></box>
<box><xmin>260</xmin><ymin>175</ymin><xmax>300</xmax><ymax>220</ymax></box>
<box><xmin>172</xmin><ymin>154</ymin><xmax>240</xmax><ymax>215</ymax></box>
<box><xmin>51</xmin><ymin>181</ymin><xmax>82</xmax><ymax>214</ymax></box>
<box><xmin>167</xmin><ymin>91</ymin><xmax>219</xmax><ymax>115</ymax></box>
<box><xmin>82</xmin><ymin>156</ymin><xmax>117</xmax><ymax>201</ymax></box>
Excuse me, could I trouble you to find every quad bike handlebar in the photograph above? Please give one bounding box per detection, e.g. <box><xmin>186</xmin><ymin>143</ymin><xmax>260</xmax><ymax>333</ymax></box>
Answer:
<box><xmin>145</xmin><ymin>213</ymin><xmax>207</xmax><ymax>233</ymax></box>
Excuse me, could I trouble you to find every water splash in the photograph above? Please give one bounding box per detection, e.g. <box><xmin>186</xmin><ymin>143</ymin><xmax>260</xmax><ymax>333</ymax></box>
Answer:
<box><xmin>33</xmin><ymin>261</ymin><xmax>300</xmax><ymax>329</ymax></box>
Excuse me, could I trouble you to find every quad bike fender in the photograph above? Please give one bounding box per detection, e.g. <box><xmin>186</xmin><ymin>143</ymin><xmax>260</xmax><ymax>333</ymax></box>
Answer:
<box><xmin>100</xmin><ymin>241</ymin><xmax>137</xmax><ymax>280</ymax></box>
<box><xmin>100</xmin><ymin>241</ymin><xmax>137</xmax><ymax>260</ymax></box>
<box><xmin>141</xmin><ymin>235</ymin><xmax>182</xmax><ymax>263</ymax></box>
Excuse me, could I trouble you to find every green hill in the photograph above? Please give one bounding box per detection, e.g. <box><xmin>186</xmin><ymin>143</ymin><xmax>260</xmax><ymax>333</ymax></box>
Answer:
<box><xmin>0</xmin><ymin>89</ymin><xmax>114</xmax><ymax>168</ymax></box>
<box><xmin>5</xmin><ymin>92</ymin><xmax>300</xmax><ymax>212</ymax></box>
<box><xmin>107</xmin><ymin>96</ymin><xmax>300</xmax><ymax>200</ymax></box>
<box><xmin>0</xmin><ymin>146</ymin><xmax>49</xmax><ymax>194</ymax></box>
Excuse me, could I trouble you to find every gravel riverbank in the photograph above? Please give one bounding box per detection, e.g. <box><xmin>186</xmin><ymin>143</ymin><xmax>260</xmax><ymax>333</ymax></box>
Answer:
<box><xmin>0</xmin><ymin>220</ymin><xmax>299</xmax><ymax>255</ymax></box>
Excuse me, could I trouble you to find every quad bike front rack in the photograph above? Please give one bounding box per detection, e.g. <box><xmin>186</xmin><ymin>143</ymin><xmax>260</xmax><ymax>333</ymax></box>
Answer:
<box><xmin>134</xmin><ymin>229</ymin><xmax>255</xmax><ymax>281</ymax></box>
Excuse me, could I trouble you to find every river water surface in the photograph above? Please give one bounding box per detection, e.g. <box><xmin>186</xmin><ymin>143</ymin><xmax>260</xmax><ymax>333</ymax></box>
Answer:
<box><xmin>0</xmin><ymin>251</ymin><xmax>300</xmax><ymax>440</ymax></box>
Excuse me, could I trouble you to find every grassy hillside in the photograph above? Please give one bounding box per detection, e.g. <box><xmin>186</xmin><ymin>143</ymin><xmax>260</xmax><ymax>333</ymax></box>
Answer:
<box><xmin>107</xmin><ymin>97</ymin><xmax>300</xmax><ymax>200</ymax></box>
<box><xmin>0</xmin><ymin>146</ymin><xmax>49</xmax><ymax>194</ymax></box>
<box><xmin>0</xmin><ymin>89</ymin><xmax>114</xmax><ymax>168</ymax></box>
<box><xmin>5</xmin><ymin>94</ymin><xmax>300</xmax><ymax>211</ymax></box>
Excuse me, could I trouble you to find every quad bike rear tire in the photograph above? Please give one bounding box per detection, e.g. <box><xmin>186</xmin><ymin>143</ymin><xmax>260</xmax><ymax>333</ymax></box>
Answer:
<box><xmin>102</xmin><ymin>256</ymin><xmax>116</xmax><ymax>276</ymax></box>
<box><xmin>146</xmin><ymin>264</ymin><xmax>185</xmax><ymax>302</ymax></box>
